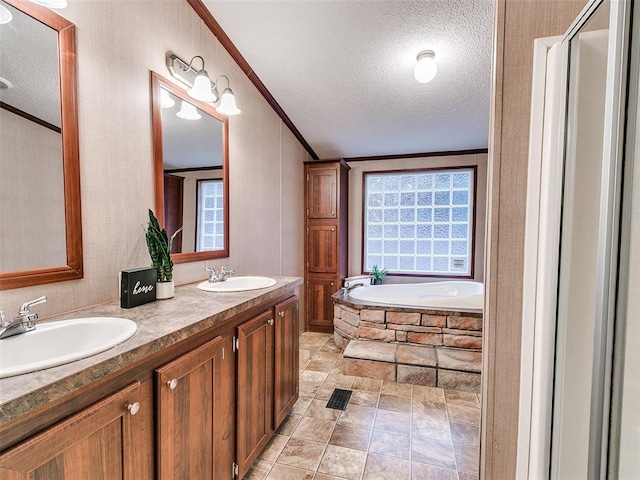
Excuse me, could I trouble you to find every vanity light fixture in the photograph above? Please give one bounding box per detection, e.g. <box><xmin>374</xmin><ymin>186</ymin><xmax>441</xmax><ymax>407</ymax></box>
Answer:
<box><xmin>176</xmin><ymin>100</ymin><xmax>201</xmax><ymax>120</ymax></box>
<box><xmin>414</xmin><ymin>50</ymin><xmax>437</xmax><ymax>83</ymax></box>
<box><xmin>28</xmin><ymin>0</ymin><xmax>67</xmax><ymax>8</ymax></box>
<box><xmin>0</xmin><ymin>4</ymin><xmax>12</xmax><ymax>24</ymax></box>
<box><xmin>215</xmin><ymin>76</ymin><xmax>241</xmax><ymax>116</ymax></box>
<box><xmin>186</xmin><ymin>55</ymin><xmax>215</xmax><ymax>102</ymax></box>
<box><xmin>160</xmin><ymin>89</ymin><xmax>175</xmax><ymax>108</ymax></box>
<box><xmin>167</xmin><ymin>53</ymin><xmax>241</xmax><ymax>116</ymax></box>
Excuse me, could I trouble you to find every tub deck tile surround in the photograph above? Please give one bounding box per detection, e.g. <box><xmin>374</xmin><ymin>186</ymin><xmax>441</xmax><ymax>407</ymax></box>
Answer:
<box><xmin>332</xmin><ymin>291</ymin><xmax>483</xmax><ymax>393</ymax></box>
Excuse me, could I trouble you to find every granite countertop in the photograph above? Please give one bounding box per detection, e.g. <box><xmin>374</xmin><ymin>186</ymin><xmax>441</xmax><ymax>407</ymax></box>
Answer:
<box><xmin>0</xmin><ymin>276</ymin><xmax>302</xmax><ymax>426</ymax></box>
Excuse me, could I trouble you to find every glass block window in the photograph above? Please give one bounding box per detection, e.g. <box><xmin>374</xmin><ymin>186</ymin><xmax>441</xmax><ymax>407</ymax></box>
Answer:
<box><xmin>363</xmin><ymin>168</ymin><xmax>474</xmax><ymax>276</ymax></box>
<box><xmin>196</xmin><ymin>179</ymin><xmax>224</xmax><ymax>251</ymax></box>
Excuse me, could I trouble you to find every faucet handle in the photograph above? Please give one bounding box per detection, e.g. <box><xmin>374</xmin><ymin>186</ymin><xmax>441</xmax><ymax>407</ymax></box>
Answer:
<box><xmin>221</xmin><ymin>264</ymin><xmax>234</xmax><ymax>275</ymax></box>
<box><xmin>19</xmin><ymin>296</ymin><xmax>47</xmax><ymax>315</ymax></box>
<box><xmin>0</xmin><ymin>311</ymin><xmax>6</xmax><ymax>327</ymax></box>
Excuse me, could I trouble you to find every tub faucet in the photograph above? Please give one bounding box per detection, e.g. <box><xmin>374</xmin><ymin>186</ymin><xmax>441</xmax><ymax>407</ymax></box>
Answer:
<box><xmin>342</xmin><ymin>283</ymin><xmax>367</xmax><ymax>295</ymax></box>
<box><xmin>0</xmin><ymin>296</ymin><xmax>47</xmax><ymax>340</ymax></box>
<box><xmin>205</xmin><ymin>264</ymin><xmax>235</xmax><ymax>283</ymax></box>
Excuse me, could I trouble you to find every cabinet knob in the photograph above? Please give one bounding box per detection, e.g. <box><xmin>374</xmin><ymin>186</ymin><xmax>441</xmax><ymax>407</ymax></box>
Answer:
<box><xmin>331</xmin><ymin>212</ymin><xmax>335</xmax><ymax>216</ymax></box>
<box><xmin>267</xmin><ymin>318</ymin><xmax>274</xmax><ymax>326</ymax></box>
<box><xmin>278</xmin><ymin>311</ymin><xmax>285</xmax><ymax>317</ymax></box>
<box><xmin>127</xmin><ymin>402</ymin><xmax>140</xmax><ymax>416</ymax></box>
<box><xmin>166</xmin><ymin>378</ymin><xmax>178</xmax><ymax>390</ymax></box>
<box><xmin>331</xmin><ymin>282</ymin><xmax>335</xmax><ymax>286</ymax></box>
<box><xmin>331</xmin><ymin>228</ymin><xmax>335</xmax><ymax>232</ymax></box>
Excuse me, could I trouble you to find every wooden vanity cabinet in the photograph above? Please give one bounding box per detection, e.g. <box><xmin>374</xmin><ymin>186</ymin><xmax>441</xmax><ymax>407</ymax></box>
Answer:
<box><xmin>236</xmin><ymin>311</ymin><xmax>275</xmax><ymax>478</ymax></box>
<box><xmin>0</xmin><ymin>381</ymin><xmax>151</xmax><ymax>480</ymax></box>
<box><xmin>273</xmin><ymin>296</ymin><xmax>299</xmax><ymax>428</ymax></box>
<box><xmin>155</xmin><ymin>335</ymin><xmax>231</xmax><ymax>480</ymax></box>
<box><xmin>0</xmin><ymin>292</ymin><xmax>300</xmax><ymax>480</ymax></box>
<box><xmin>304</xmin><ymin>160</ymin><xmax>349</xmax><ymax>332</ymax></box>
<box><xmin>236</xmin><ymin>296</ymin><xmax>300</xmax><ymax>479</ymax></box>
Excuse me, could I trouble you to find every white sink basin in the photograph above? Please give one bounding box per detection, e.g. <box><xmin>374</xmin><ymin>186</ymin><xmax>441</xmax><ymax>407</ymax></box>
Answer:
<box><xmin>197</xmin><ymin>276</ymin><xmax>277</xmax><ymax>292</ymax></box>
<box><xmin>0</xmin><ymin>317</ymin><xmax>137</xmax><ymax>378</ymax></box>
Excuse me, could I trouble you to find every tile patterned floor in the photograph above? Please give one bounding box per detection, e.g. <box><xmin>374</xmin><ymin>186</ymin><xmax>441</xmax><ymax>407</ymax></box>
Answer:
<box><xmin>244</xmin><ymin>332</ymin><xmax>480</xmax><ymax>480</ymax></box>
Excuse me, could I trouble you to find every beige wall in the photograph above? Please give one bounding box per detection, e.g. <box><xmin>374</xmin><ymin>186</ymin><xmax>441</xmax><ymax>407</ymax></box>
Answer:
<box><xmin>0</xmin><ymin>109</ymin><xmax>66</xmax><ymax>272</ymax></box>
<box><xmin>0</xmin><ymin>0</ymin><xmax>307</xmax><ymax>321</ymax></box>
<box><xmin>346</xmin><ymin>153</ymin><xmax>487</xmax><ymax>283</ymax></box>
<box><xmin>483</xmin><ymin>0</ymin><xmax>587</xmax><ymax>478</ymax></box>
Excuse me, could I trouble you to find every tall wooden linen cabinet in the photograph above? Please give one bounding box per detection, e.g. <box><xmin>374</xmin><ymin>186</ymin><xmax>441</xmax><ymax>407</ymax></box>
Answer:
<box><xmin>304</xmin><ymin>160</ymin><xmax>349</xmax><ymax>333</ymax></box>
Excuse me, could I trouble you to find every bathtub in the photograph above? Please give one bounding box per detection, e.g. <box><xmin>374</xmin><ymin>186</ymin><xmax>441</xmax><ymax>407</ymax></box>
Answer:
<box><xmin>348</xmin><ymin>280</ymin><xmax>484</xmax><ymax>310</ymax></box>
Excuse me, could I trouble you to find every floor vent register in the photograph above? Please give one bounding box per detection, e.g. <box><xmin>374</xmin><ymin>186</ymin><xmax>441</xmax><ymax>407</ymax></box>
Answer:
<box><xmin>326</xmin><ymin>388</ymin><xmax>352</xmax><ymax>410</ymax></box>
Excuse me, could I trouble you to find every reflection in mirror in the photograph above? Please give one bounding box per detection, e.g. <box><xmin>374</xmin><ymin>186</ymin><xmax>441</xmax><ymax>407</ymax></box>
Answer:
<box><xmin>151</xmin><ymin>72</ymin><xmax>229</xmax><ymax>263</ymax></box>
<box><xmin>0</xmin><ymin>0</ymin><xmax>82</xmax><ymax>290</ymax></box>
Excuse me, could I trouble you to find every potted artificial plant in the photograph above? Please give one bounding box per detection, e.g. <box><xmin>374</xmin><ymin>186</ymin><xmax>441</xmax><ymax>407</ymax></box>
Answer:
<box><xmin>371</xmin><ymin>264</ymin><xmax>388</xmax><ymax>285</ymax></box>
<box><xmin>144</xmin><ymin>209</ymin><xmax>181</xmax><ymax>300</ymax></box>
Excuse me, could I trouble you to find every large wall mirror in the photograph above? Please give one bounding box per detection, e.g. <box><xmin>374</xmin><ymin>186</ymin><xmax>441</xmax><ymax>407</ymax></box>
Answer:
<box><xmin>151</xmin><ymin>72</ymin><xmax>229</xmax><ymax>263</ymax></box>
<box><xmin>0</xmin><ymin>0</ymin><xmax>82</xmax><ymax>290</ymax></box>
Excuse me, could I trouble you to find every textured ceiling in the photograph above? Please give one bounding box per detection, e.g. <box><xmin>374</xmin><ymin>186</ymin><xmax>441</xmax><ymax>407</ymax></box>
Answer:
<box><xmin>202</xmin><ymin>0</ymin><xmax>494</xmax><ymax>159</ymax></box>
<box><xmin>0</xmin><ymin>0</ymin><xmax>60</xmax><ymax>128</ymax></box>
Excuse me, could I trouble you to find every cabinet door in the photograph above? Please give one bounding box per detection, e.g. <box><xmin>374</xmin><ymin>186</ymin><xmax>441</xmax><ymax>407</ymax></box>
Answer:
<box><xmin>236</xmin><ymin>310</ymin><xmax>274</xmax><ymax>478</ymax></box>
<box><xmin>0</xmin><ymin>382</ymin><xmax>148</xmax><ymax>480</ymax></box>
<box><xmin>274</xmin><ymin>296</ymin><xmax>299</xmax><ymax>428</ymax></box>
<box><xmin>156</xmin><ymin>336</ymin><xmax>227</xmax><ymax>480</ymax></box>
<box><xmin>307</xmin><ymin>276</ymin><xmax>338</xmax><ymax>329</ymax></box>
<box><xmin>307</xmin><ymin>225</ymin><xmax>338</xmax><ymax>273</ymax></box>
<box><xmin>307</xmin><ymin>167</ymin><xmax>337</xmax><ymax>219</ymax></box>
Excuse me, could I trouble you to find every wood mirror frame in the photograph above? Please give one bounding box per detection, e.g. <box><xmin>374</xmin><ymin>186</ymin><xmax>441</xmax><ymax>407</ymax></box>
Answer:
<box><xmin>150</xmin><ymin>71</ymin><xmax>230</xmax><ymax>263</ymax></box>
<box><xmin>0</xmin><ymin>0</ymin><xmax>82</xmax><ymax>291</ymax></box>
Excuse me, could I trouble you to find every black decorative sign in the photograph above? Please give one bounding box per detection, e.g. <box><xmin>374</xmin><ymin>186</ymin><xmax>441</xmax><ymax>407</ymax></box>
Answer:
<box><xmin>120</xmin><ymin>268</ymin><xmax>157</xmax><ymax>308</ymax></box>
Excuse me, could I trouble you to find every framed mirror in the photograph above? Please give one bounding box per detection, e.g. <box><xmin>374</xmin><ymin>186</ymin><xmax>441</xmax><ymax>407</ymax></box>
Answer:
<box><xmin>0</xmin><ymin>0</ymin><xmax>82</xmax><ymax>291</ymax></box>
<box><xmin>150</xmin><ymin>72</ymin><xmax>229</xmax><ymax>263</ymax></box>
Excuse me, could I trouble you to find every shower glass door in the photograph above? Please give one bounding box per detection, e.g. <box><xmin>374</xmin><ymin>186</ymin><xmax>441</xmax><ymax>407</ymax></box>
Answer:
<box><xmin>551</xmin><ymin>0</ymin><xmax>633</xmax><ymax>478</ymax></box>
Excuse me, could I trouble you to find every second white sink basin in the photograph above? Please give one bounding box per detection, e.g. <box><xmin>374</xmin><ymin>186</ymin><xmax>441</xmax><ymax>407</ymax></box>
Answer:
<box><xmin>0</xmin><ymin>317</ymin><xmax>137</xmax><ymax>378</ymax></box>
<box><xmin>197</xmin><ymin>276</ymin><xmax>277</xmax><ymax>292</ymax></box>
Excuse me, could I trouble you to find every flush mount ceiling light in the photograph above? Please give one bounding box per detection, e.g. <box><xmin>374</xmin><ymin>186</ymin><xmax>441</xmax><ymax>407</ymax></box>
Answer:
<box><xmin>0</xmin><ymin>4</ymin><xmax>12</xmax><ymax>24</ymax></box>
<box><xmin>414</xmin><ymin>50</ymin><xmax>437</xmax><ymax>83</ymax></box>
<box><xmin>167</xmin><ymin>53</ymin><xmax>241</xmax><ymax>116</ymax></box>
<box><xmin>28</xmin><ymin>0</ymin><xmax>68</xmax><ymax>8</ymax></box>
<box><xmin>176</xmin><ymin>100</ymin><xmax>201</xmax><ymax>120</ymax></box>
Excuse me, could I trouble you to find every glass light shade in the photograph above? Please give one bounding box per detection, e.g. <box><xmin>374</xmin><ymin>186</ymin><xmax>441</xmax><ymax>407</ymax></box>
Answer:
<box><xmin>0</xmin><ymin>5</ymin><xmax>12</xmax><ymax>24</ymax></box>
<box><xmin>29</xmin><ymin>0</ymin><xmax>68</xmax><ymax>8</ymax></box>
<box><xmin>216</xmin><ymin>88</ymin><xmax>241</xmax><ymax>116</ymax></box>
<box><xmin>176</xmin><ymin>101</ymin><xmax>201</xmax><ymax>120</ymax></box>
<box><xmin>414</xmin><ymin>50</ymin><xmax>437</xmax><ymax>83</ymax></box>
<box><xmin>188</xmin><ymin>70</ymin><xmax>215</xmax><ymax>102</ymax></box>
<box><xmin>160</xmin><ymin>89</ymin><xmax>175</xmax><ymax>108</ymax></box>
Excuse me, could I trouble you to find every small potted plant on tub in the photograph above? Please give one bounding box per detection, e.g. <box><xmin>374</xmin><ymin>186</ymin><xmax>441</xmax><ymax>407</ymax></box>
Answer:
<box><xmin>371</xmin><ymin>264</ymin><xmax>388</xmax><ymax>285</ymax></box>
<box><xmin>144</xmin><ymin>209</ymin><xmax>181</xmax><ymax>299</ymax></box>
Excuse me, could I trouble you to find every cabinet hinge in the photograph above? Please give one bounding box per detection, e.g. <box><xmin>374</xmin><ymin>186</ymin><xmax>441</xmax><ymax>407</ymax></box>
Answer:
<box><xmin>232</xmin><ymin>336</ymin><xmax>239</xmax><ymax>352</ymax></box>
<box><xmin>306</xmin><ymin>173</ymin><xmax>309</xmax><ymax>181</ymax></box>
<box><xmin>306</xmin><ymin>209</ymin><xmax>310</xmax><ymax>217</ymax></box>
<box><xmin>222</xmin><ymin>347</ymin><xmax>225</xmax><ymax>360</ymax></box>
<box><xmin>232</xmin><ymin>462</ymin><xmax>239</xmax><ymax>478</ymax></box>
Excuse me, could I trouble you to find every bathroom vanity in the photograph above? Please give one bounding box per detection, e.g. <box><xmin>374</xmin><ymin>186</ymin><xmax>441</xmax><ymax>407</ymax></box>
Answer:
<box><xmin>0</xmin><ymin>277</ymin><xmax>301</xmax><ymax>479</ymax></box>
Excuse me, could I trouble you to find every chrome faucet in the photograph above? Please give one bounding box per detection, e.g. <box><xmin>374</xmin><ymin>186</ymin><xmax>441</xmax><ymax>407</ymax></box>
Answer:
<box><xmin>205</xmin><ymin>264</ymin><xmax>235</xmax><ymax>283</ymax></box>
<box><xmin>342</xmin><ymin>283</ymin><xmax>367</xmax><ymax>295</ymax></box>
<box><xmin>0</xmin><ymin>296</ymin><xmax>47</xmax><ymax>340</ymax></box>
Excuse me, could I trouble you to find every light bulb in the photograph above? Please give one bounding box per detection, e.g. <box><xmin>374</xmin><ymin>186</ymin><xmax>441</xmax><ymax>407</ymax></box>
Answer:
<box><xmin>0</xmin><ymin>5</ymin><xmax>12</xmax><ymax>24</ymax></box>
<box><xmin>29</xmin><ymin>0</ymin><xmax>68</xmax><ymax>8</ymax></box>
<box><xmin>188</xmin><ymin>70</ymin><xmax>214</xmax><ymax>102</ymax></box>
<box><xmin>216</xmin><ymin>88</ymin><xmax>241</xmax><ymax>116</ymax></box>
<box><xmin>176</xmin><ymin>101</ymin><xmax>201</xmax><ymax>120</ymax></box>
<box><xmin>414</xmin><ymin>50</ymin><xmax>437</xmax><ymax>83</ymax></box>
<box><xmin>160</xmin><ymin>89</ymin><xmax>175</xmax><ymax>108</ymax></box>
